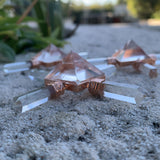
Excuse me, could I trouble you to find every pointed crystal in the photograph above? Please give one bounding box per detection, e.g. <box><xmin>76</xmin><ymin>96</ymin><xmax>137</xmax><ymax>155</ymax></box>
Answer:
<box><xmin>140</xmin><ymin>63</ymin><xmax>157</xmax><ymax>78</ymax></box>
<box><xmin>104</xmin><ymin>91</ymin><xmax>136</xmax><ymax>104</ymax></box>
<box><xmin>104</xmin><ymin>80</ymin><xmax>143</xmax><ymax>104</ymax></box>
<box><xmin>3</xmin><ymin>62</ymin><xmax>31</xmax><ymax>74</ymax></box>
<box><xmin>16</xmin><ymin>88</ymin><xmax>50</xmax><ymax>113</ymax></box>
<box><xmin>31</xmin><ymin>44</ymin><xmax>66</xmax><ymax>68</ymax></box>
<box><xmin>78</xmin><ymin>52</ymin><xmax>88</xmax><ymax>59</ymax></box>
<box><xmin>104</xmin><ymin>80</ymin><xmax>139</xmax><ymax>90</ymax></box>
<box><xmin>107</xmin><ymin>40</ymin><xmax>156</xmax><ymax>67</ymax></box>
<box><xmin>16</xmin><ymin>52</ymin><xmax>142</xmax><ymax>113</ymax></box>
<box><xmin>87</xmin><ymin>57</ymin><xmax>116</xmax><ymax>77</ymax></box>
<box><xmin>155</xmin><ymin>60</ymin><xmax>160</xmax><ymax>65</ymax></box>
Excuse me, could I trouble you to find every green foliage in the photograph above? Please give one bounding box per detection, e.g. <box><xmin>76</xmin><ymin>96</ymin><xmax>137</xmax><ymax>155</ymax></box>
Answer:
<box><xmin>0</xmin><ymin>41</ymin><xmax>15</xmax><ymax>62</ymax></box>
<box><xmin>127</xmin><ymin>0</ymin><xmax>160</xmax><ymax>19</ymax></box>
<box><xmin>34</xmin><ymin>1</ymin><xmax>49</xmax><ymax>37</ymax></box>
<box><xmin>0</xmin><ymin>0</ymin><xmax>6</xmax><ymax>9</ymax></box>
<box><xmin>117</xmin><ymin>0</ymin><xmax>126</xmax><ymax>4</ymax></box>
<box><xmin>34</xmin><ymin>0</ymin><xmax>64</xmax><ymax>39</ymax></box>
<box><xmin>0</xmin><ymin>15</ymin><xmax>64</xmax><ymax>51</ymax></box>
<box><xmin>0</xmin><ymin>0</ymin><xmax>66</xmax><ymax>62</ymax></box>
<box><xmin>152</xmin><ymin>10</ymin><xmax>160</xmax><ymax>19</ymax></box>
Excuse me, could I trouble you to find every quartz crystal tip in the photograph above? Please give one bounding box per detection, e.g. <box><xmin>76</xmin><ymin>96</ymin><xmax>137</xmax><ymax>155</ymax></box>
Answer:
<box><xmin>103</xmin><ymin>80</ymin><xmax>143</xmax><ymax>105</ymax></box>
<box><xmin>3</xmin><ymin>62</ymin><xmax>31</xmax><ymax>74</ymax></box>
<box><xmin>15</xmin><ymin>88</ymin><xmax>50</xmax><ymax>113</ymax></box>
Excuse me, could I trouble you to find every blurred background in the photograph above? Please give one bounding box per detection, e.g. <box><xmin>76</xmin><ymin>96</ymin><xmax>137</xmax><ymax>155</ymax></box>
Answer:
<box><xmin>0</xmin><ymin>0</ymin><xmax>160</xmax><ymax>62</ymax></box>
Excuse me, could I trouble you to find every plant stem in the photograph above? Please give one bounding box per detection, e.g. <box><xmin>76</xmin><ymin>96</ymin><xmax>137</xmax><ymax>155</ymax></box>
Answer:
<box><xmin>17</xmin><ymin>0</ymin><xmax>38</xmax><ymax>24</ymax></box>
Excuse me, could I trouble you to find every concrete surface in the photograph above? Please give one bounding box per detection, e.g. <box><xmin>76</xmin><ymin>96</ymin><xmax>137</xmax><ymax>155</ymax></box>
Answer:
<box><xmin>0</xmin><ymin>24</ymin><xmax>160</xmax><ymax>160</ymax></box>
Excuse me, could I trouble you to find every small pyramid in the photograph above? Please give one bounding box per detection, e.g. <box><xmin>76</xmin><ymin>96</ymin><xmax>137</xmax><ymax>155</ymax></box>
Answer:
<box><xmin>113</xmin><ymin>40</ymin><xmax>149</xmax><ymax>62</ymax></box>
<box><xmin>31</xmin><ymin>44</ymin><xmax>65</xmax><ymax>68</ymax></box>
<box><xmin>45</xmin><ymin>52</ymin><xmax>105</xmax><ymax>84</ymax></box>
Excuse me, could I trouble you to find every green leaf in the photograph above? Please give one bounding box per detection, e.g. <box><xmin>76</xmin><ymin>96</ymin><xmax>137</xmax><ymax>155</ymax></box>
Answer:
<box><xmin>16</xmin><ymin>39</ymin><xmax>34</xmax><ymax>53</ymax></box>
<box><xmin>0</xmin><ymin>0</ymin><xmax>6</xmax><ymax>9</ymax></box>
<box><xmin>51</xmin><ymin>28</ymin><xmax>60</xmax><ymax>38</ymax></box>
<box><xmin>0</xmin><ymin>16</ymin><xmax>40</xmax><ymax>26</ymax></box>
<box><xmin>0</xmin><ymin>30</ymin><xmax>15</xmax><ymax>37</ymax></box>
<box><xmin>0</xmin><ymin>42</ymin><xmax>16</xmax><ymax>62</ymax></box>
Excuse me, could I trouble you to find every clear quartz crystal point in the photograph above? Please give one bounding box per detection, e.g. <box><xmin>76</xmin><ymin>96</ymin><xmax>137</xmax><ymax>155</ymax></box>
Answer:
<box><xmin>140</xmin><ymin>63</ymin><xmax>157</xmax><ymax>78</ymax></box>
<box><xmin>3</xmin><ymin>62</ymin><xmax>31</xmax><ymax>74</ymax></box>
<box><xmin>78</xmin><ymin>52</ymin><xmax>88</xmax><ymax>59</ymax></box>
<box><xmin>87</xmin><ymin>57</ymin><xmax>107</xmax><ymax>63</ymax></box>
<box><xmin>155</xmin><ymin>60</ymin><xmax>160</xmax><ymax>65</ymax></box>
<box><xmin>104</xmin><ymin>91</ymin><xmax>136</xmax><ymax>104</ymax></box>
<box><xmin>87</xmin><ymin>57</ymin><xmax>116</xmax><ymax>76</ymax></box>
<box><xmin>103</xmin><ymin>81</ymin><xmax>143</xmax><ymax>104</ymax></box>
<box><xmin>16</xmin><ymin>88</ymin><xmax>50</xmax><ymax>113</ymax></box>
<box><xmin>104</xmin><ymin>80</ymin><xmax>139</xmax><ymax>90</ymax></box>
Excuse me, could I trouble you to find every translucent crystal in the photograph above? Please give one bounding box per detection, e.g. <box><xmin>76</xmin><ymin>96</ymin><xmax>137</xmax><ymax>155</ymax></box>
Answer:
<box><xmin>87</xmin><ymin>57</ymin><xmax>107</xmax><ymax>63</ymax></box>
<box><xmin>3</xmin><ymin>62</ymin><xmax>31</xmax><ymax>74</ymax></box>
<box><xmin>31</xmin><ymin>44</ymin><xmax>66</xmax><ymax>68</ymax></box>
<box><xmin>104</xmin><ymin>80</ymin><xmax>139</xmax><ymax>90</ymax></box>
<box><xmin>104</xmin><ymin>91</ymin><xmax>136</xmax><ymax>104</ymax></box>
<box><xmin>104</xmin><ymin>80</ymin><xmax>143</xmax><ymax>104</ymax></box>
<box><xmin>16</xmin><ymin>88</ymin><xmax>50</xmax><ymax>113</ymax></box>
<box><xmin>45</xmin><ymin>52</ymin><xmax>105</xmax><ymax>87</ymax></box>
<box><xmin>16</xmin><ymin>52</ymin><xmax>142</xmax><ymax>113</ymax></box>
<box><xmin>155</xmin><ymin>60</ymin><xmax>160</xmax><ymax>65</ymax></box>
<box><xmin>45</xmin><ymin>52</ymin><xmax>141</xmax><ymax>103</ymax></box>
<box><xmin>107</xmin><ymin>40</ymin><xmax>155</xmax><ymax>66</ymax></box>
<box><xmin>87</xmin><ymin>57</ymin><xmax>116</xmax><ymax>74</ymax></box>
<box><xmin>78</xmin><ymin>52</ymin><xmax>88</xmax><ymax>59</ymax></box>
<box><xmin>3</xmin><ymin>43</ymin><xmax>88</xmax><ymax>74</ymax></box>
<box><xmin>140</xmin><ymin>63</ymin><xmax>157</xmax><ymax>78</ymax></box>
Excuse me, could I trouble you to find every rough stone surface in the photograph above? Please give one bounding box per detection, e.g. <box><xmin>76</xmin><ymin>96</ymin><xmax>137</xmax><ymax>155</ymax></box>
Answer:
<box><xmin>0</xmin><ymin>24</ymin><xmax>160</xmax><ymax>159</ymax></box>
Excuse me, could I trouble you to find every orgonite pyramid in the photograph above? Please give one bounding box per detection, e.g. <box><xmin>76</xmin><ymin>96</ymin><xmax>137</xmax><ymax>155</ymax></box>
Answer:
<box><xmin>31</xmin><ymin>44</ymin><xmax>66</xmax><ymax>68</ymax></box>
<box><xmin>107</xmin><ymin>40</ymin><xmax>157</xmax><ymax>78</ymax></box>
<box><xmin>107</xmin><ymin>40</ymin><xmax>155</xmax><ymax>68</ymax></box>
<box><xmin>45</xmin><ymin>52</ymin><xmax>105</xmax><ymax>98</ymax></box>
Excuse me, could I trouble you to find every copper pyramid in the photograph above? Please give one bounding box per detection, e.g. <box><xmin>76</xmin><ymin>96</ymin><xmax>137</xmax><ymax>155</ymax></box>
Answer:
<box><xmin>45</xmin><ymin>52</ymin><xmax>105</xmax><ymax>98</ymax></box>
<box><xmin>31</xmin><ymin>44</ymin><xmax>66</xmax><ymax>68</ymax></box>
<box><xmin>107</xmin><ymin>40</ymin><xmax>155</xmax><ymax>68</ymax></box>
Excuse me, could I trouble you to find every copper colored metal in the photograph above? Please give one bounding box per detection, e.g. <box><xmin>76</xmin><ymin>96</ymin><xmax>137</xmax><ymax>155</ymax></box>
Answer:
<box><xmin>45</xmin><ymin>52</ymin><xmax>105</xmax><ymax>98</ymax></box>
<box><xmin>149</xmin><ymin>68</ymin><xmax>157</xmax><ymax>78</ymax></box>
<box><xmin>107</xmin><ymin>40</ymin><xmax>155</xmax><ymax>67</ymax></box>
<box><xmin>31</xmin><ymin>44</ymin><xmax>66</xmax><ymax>68</ymax></box>
<box><xmin>107</xmin><ymin>40</ymin><xmax>157</xmax><ymax>78</ymax></box>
